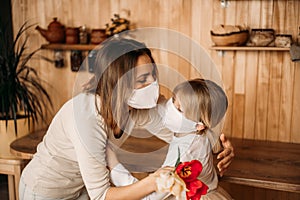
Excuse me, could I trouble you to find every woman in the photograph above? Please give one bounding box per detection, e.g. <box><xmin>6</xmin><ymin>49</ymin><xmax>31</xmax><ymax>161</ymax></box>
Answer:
<box><xmin>19</xmin><ymin>38</ymin><xmax>233</xmax><ymax>200</ymax></box>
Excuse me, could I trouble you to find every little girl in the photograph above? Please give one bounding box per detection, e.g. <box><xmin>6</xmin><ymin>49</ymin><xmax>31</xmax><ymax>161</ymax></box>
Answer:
<box><xmin>107</xmin><ymin>78</ymin><xmax>232</xmax><ymax>200</ymax></box>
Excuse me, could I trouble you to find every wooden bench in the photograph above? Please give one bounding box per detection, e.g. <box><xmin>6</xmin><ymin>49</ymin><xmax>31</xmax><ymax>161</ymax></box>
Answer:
<box><xmin>9</xmin><ymin>130</ymin><xmax>300</xmax><ymax>194</ymax></box>
<box><xmin>118</xmin><ymin>135</ymin><xmax>300</xmax><ymax>194</ymax></box>
<box><xmin>218</xmin><ymin>138</ymin><xmax>300</xmax><ymax>194</ymax></box>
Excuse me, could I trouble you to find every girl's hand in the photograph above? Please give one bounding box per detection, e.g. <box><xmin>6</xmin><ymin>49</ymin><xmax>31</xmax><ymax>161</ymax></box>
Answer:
<box><xmin>217</xmin><ymin>133</ymin><xmax>234</xmax><ymax>177</ymax></box>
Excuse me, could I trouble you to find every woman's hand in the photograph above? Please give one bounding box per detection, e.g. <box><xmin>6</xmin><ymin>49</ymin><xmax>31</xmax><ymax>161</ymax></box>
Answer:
<box><xmin>150</xmin><ymin>166</ymin><xmax>175</xmax><ymax>179</ymax></box>
<box><xmin>149</xmin><ymin>166</ymin><xmax>175</xmax><ymax>193</ymax></box>
<box><xmin>217</xmin><ymin>134</ymin><xmax>234</xmax><ymax>177</ymax></box>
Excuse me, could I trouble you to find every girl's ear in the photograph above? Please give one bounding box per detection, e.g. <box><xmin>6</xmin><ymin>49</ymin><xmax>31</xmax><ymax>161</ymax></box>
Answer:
<box><xmin>196</xmin><ymin>122</ymin><xmax>205</xmax><ymax>131</ymax></box>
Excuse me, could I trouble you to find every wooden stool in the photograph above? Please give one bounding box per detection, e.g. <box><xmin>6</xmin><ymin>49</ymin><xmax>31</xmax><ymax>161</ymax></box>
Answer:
<box><xmin>0</xmin><ymin>158</ymin><xmax>27</xmax><ymax>200</ymax></box>
<box><xmin>1</xmin><ymin>119</ymin><xmax>34</xmax><ymax>200</ymax></box>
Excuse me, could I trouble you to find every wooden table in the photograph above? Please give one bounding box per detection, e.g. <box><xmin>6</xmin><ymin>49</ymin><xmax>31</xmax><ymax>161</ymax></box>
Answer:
<box><xmin>118</xmin><ymin>136</ymin><xmax>300</xmax><ymax>193</ymax></box>
<box><xmin>9</xmin><ymin>129</ymin><xmax>300</xmax><ymax>193</ymax></box>
<box><xmin>10</xmin><ymin>129</ymin><xmax>46</xmax><ymax>159</ymax></box>
<box><xmin>219</xmin><ymin>138</ymin><xmax>300</xmax><ymax>193</ymax></box>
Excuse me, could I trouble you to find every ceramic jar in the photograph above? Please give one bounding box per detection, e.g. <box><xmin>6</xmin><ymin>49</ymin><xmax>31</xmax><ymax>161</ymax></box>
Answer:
<box><xmin>65</xmin><ymin>27</ymin><xmax>79</xmax><ymax>44</ymax></box>
<box><xmin>90</xmin><ymin>29</ymin><xmax>107</xmax><ymax>44</ymax></box>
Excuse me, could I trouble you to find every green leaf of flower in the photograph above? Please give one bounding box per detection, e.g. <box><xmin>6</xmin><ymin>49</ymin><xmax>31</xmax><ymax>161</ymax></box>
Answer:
<box><xmin>175</xmin><ymin>147</ymin><xmax>181</xmax><ymax>167</ymax></box>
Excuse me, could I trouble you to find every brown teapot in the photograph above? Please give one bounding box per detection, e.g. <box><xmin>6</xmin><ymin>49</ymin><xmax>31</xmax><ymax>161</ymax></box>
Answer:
<box><xmin>36</xmin><ymin>17</ymin><xmax>65</xmax><ymax>43</ymax></box>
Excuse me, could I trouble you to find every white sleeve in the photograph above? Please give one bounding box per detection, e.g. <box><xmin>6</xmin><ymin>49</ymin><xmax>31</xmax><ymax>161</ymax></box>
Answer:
<box><xmin>110</xmin><ymin>164</ymin><xmax>170</xmax><ymax>200</ymax></box>
<box><xmin>66</xmin><ymin>94</ymin><xmax>110</xmax><ymax>200</ymax></box>
<box><xmin>110</xmin><ymin>163</ymin><xmax>138</xmax><ymax>186</ymax></box>
<box><xmin>143</xmin><ymin>106</ymin><xmax>173</xmax><ymax>143</ymax></box>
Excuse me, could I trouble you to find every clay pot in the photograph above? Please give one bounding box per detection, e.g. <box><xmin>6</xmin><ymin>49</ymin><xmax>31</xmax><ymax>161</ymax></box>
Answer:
<box><xmin>36</xmin><ymin>17</ymin><xmax>65</xmax><ymax>43</ymax></box>
<box><xmin>65</xmin><ymin>27</ymin><xmax>79</xmax><ymax>44</ymax></box>
<box><xmin>90</xmin><ymin>29</ymin><xmax>107</xmax><ymax>44</ymax></box>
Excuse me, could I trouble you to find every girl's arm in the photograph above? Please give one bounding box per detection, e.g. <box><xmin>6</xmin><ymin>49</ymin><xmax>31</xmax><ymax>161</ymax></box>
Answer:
<box><xmin>106</xmin><ymin>146</ymin><xmax>170</xmax><ymax>200</ymax></box>
<box><xmin>105</xmin><ymin>174</ymin><xmax>157</xmax><ymax>200</ymax></box>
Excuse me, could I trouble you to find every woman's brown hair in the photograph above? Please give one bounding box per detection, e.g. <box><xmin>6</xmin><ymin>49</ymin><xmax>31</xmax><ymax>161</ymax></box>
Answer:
<box><xmin>85</xmin><ymin>38</ymin><xmax>158</xmax><ymax>138</ymax></box>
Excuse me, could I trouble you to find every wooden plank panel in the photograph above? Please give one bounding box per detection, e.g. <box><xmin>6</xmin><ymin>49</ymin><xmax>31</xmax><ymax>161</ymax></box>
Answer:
<box><xmin>265</xmin><ymin>0</ymin><xmax>280</xmax><ymax>141</ymax></box>
<box><xmin>243</xmin><ymin>52</ymin><xmax>258</xmax><ymax>139</ymax></box>
<box><xmin>266</xmin><ymin>52</ymin><xmax>282</xmax><ymax>141</ymax></box>
<box><xmin>211</xmin><ymin>0</ymin><xmax>233</xmax><ymax>137</ymax></box>
<box><xmin>155</xmin><ymin>0</ymin><xmax>170</xmax><ymax>86</ymax></box>
<box><xmin>291</xmin><ymin>62</ymin><xmax>300</xmax><ymax>143</ymax></box>
<box><xmin>232</xmin><ymin>94</ymin><xmax>245</xmax><ymax>138</ymax></box>
<box><xmin>272</xmin><ymin>0</ymin><xmax>285</xmax><ymax>33</ymax></box>
<box><xmin>178</xmin><ymin>0</ymin><xmax>191</xmax><ymax>80</ymax></box>
<box><xmin>209</xmin><ymin>0</ymin><xmax>223</xmax><ymax>105</ymax></box>
<box><xmin>192</xmin><ymin>1</ymin><xmax>217</xmax><ymax>83</ymax></box>
<box><xmin>290</xmin><ymin>0</ymin><xmax>300</xmax><ymax>144</ymax></box>
<box><xmin>254</xmin><ymin>0</ymin><xmax>273</xmax><ymax>140</ymax></box>
<box><xmin>209</xmin><ymin>0</ymin><xmax>225</xmax><ymax>85</ymax></box>
<box><xmin>278</xmin><ymin>0</ymin><xmax>298</xmax><ymax>143</ymax></box>
<box><xmin>224</xmin><ymin>0</ymin><xmax>236</xmax><ymax>25</ymax></box>
<box><xmin>260</xmin><ymin>0</ymin><xmax>274</xmax><ymax>28</ymax></box>
<box><xmin>109</xmin><ymin>0</ymin><xmax>120</xmax><ymax>18</ymax></box>
<box><xmin>255</xmin><ymin>52</ymin><xmax>270</xmax><ymax>140</ymax></box>
<box><xmin>243</xmin><ymin>1</ymin><xmax>260</xmax><ymax>139</ymax></box>
<box><xmin>9</xmin><ymin>0</ymin><xmax>300</xmax><ymax>143</ymax></box>
<box><xmin>223</xmin><ymin>0</ymin><xmax>237</xmax><ymax>139</ymax></box>
<box><xmin>232</xmin><ymin>1</ymin><xmax>247</xmax><ymax>138</ymax></box>
<box><xmin>221</xmin><ymin>52</ymin><xmax>235</xmax><ymax>138</ymax></box>
<box><xmin>232</xmin><ymin>50</ymin><xmax>246</xmax><ymax>138</ymax></box>
<box><xmin>190</xmin><ymin>0</ymin><xmax>202</xmax><ymax>80</ymax></box>
<box><xmin>166</xmin><ymin>0</ymin><xmax>181</xmax><ymax>87</ymax></box>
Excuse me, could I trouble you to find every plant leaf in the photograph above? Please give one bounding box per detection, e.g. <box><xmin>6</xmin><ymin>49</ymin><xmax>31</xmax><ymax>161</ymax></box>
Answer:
<box><xmin>0</xmin><ymin>21</ymin><xmax>52</xmax><ymax>135</ymax></box>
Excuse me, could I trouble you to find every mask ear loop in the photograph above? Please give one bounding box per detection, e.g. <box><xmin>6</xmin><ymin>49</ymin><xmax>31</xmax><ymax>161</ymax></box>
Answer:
<box><xmin>196</xmin><ymin>122</ymin><xmax>206</xmax><ymax>134</ymax></box>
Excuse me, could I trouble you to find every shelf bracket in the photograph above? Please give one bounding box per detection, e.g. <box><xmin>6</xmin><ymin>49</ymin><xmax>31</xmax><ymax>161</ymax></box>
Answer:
<box><xmin>220</xmin><ymin>0</ymin><xmax>229</xmax><ymax>8</ymax></box>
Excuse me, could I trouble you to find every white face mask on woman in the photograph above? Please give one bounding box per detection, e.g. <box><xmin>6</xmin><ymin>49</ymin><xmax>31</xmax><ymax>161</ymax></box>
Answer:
<box><xmin>127</xmin><ymin>80</ymin><xmax>159</xmax><ymax>109</ymax></box>
<box><xmin>163</xmin><ymin>99</ymin><xmax>204</xmax><ymax>133</ymax></box>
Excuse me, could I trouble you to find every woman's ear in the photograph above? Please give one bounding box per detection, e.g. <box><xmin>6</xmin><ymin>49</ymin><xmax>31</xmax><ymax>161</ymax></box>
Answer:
<box><xmin>196</xmin><ymin>122</ymin><xmax>205</xmax><ymax>131</ymax></box>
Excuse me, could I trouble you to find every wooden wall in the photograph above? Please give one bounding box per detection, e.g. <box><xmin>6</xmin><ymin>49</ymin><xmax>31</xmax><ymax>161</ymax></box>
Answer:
<box><xmin>11</xmin><ymin>0</ymin><xmax>300</xmax><ymax>143</ymax></box>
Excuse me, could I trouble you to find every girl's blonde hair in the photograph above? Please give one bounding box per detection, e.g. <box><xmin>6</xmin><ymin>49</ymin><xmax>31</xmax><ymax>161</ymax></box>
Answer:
<box><xmin>84</xmin><ymin>38</ymin><xmax>158</xmax><ymax>138</ymax></box>
<box><xmin>173</xmin><ymin>78</ymin><xmax>228</xmax><ymax>134</ymax></box>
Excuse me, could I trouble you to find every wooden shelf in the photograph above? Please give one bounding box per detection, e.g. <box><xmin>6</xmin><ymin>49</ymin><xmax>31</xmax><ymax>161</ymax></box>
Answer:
<box><xmin>41</xmin><ymin>44</ymin><xmax>291</xmax><ymax>52</ymax></box>
<box><xmin>41</xmin><ymin>44</ymin><xmax>100</xmax><ymax>51</ymax></box>
<box><xmin>211</xmin><ymin>46</ymin><xmax>290</xmax><ymax>51</ymax></box>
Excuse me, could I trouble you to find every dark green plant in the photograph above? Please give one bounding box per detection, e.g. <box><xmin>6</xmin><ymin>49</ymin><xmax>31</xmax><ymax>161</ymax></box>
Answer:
<box><xmin>0</xmin><ymin>21</ymin><xmax>52</xmax><ymax>134</ymax></box>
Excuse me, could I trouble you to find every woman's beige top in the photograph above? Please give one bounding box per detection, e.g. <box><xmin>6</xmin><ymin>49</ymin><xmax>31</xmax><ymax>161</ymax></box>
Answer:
<box><xmin>22</xmin><ymin>93</ymin><xmax>110</xmax><ymax>199</ymax></box>
<box><xmin>21</xmin><ymin>92</ymin><xmax>173</xmax><ymax>199</ymax></box>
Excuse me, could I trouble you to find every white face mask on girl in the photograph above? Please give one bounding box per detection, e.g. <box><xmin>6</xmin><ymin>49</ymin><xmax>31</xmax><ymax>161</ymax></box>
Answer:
<box><xmin>127</xmin><ymin>80</ymin><xmax>159</xmax><ymax>109</ymax></box>
<box><xmin>163</xmin><ymin>99</ymin><xmax>204</xmax><ymax>133</ymax></box>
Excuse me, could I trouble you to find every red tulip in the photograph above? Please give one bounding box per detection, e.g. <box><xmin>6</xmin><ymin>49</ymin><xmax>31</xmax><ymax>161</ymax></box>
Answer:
<box><xmin>175</xmin><ymin>160</ymin><xmax>203</xmax><ymax>182</ymax></box>
<box><xmin>186</xmin><ymin>180</ymin><xmax>208</xmax><ymax>200</ymax></box>
<box><xmin>175</xmin><ymin>160</ymin><xmax>208</xmax><ymax>199</ymax></box>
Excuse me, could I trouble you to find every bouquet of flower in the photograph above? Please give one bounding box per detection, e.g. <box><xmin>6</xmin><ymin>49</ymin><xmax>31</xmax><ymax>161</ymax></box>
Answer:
<box><xmin>156</xmin><ymin>150</ymin><xmax>208</xmax><ymax>200</ymax></box>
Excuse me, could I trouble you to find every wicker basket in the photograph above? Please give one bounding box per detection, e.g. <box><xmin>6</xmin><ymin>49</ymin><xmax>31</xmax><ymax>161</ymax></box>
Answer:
<box><xmin>211</xmin><ymin>30</ymin><xmax>249</xmax><ymax>46</ymax></box>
